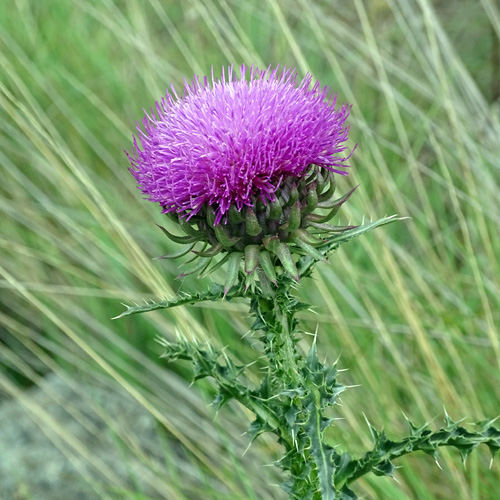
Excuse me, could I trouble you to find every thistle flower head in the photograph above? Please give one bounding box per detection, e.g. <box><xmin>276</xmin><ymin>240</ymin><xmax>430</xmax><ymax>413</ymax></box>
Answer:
<box><xmin>128</xmin><ymin>64</ymin><xmax>352</xmax><ymax>223</ymax></box>
<box><xmin>128</xmin><ymin>64</ymin><xmax>356</xmax><ymax>292</ymax></box>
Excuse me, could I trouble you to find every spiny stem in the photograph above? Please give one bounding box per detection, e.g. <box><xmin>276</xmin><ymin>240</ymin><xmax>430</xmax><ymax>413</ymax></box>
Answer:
<box><xmin>274</xmin><ymin>293</ymin><xmax>302</xmax><ymax>386</ymax></box>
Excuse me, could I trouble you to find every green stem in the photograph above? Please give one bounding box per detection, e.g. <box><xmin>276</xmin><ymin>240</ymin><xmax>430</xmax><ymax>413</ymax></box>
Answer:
<box><xmin>253</xmin><ymin>282</ymin><xmax>340</xmax><ymax>498</ymax></box>
<box><xmin>274</xmin><ymin>293</ymin><xmax>302</xmax><ymax>386</ymax></box>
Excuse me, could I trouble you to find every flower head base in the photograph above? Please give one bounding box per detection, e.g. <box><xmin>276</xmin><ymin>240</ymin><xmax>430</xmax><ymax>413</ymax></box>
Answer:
<box><xmin>128</xmin><ymin>64</ymin><xmax>356</xmax><ymax>293</ymax></box>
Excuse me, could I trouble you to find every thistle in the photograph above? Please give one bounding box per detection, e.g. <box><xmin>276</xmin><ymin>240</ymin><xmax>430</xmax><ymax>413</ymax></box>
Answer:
<box><xmin>120</xmin><ymin>65</ymin><xmax>497</xmax><ymax>499</ymax></box>
<box><xmin>127</xmin><ymin>64</ymin><xmax>356</xmax><ymax>292</ymax></box>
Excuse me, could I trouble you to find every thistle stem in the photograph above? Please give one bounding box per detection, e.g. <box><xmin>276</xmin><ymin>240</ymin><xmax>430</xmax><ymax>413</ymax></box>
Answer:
<box><xmin>252</xmin><ymin>280</ymin><xmax>339</xmax><ymax>498</ymax></box>
<box><xmin>273</xmin><ymin>293</ymin><xmax>302</xmax><ymax>386</ymax></box>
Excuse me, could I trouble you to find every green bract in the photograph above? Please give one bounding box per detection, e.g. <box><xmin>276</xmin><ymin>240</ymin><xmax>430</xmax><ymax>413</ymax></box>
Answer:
<box><xmin>157</xmin><ymin>167</ymin><xmax>357</xmax><ymax>294</ymax></box>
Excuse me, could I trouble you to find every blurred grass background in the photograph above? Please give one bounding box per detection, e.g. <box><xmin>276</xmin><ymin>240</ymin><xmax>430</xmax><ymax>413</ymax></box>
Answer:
<box><xmin>0</xmin><ymin>0</ymin><xmax>499</xmax><ymax>498</ymax></box>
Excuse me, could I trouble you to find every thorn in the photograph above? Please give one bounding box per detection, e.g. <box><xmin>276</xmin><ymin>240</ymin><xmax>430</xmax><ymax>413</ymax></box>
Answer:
<box><xmin>242</xmin><ymin>441</ymin><xmax>253</xmax><ymax>457</ymax></box>
<box><xmin>486</xmin><ymin>415</ymin><xmax>499</xmax><ymax>425</ymax></box>
<box><xmin>312</xmin><ymin>327</ymin><xmax>318</xmax><ymax>346</ymax></box>
<box><xmin>241</xmin><ymin>329</ymin><xmax>253</xmax><ymax>339</ymax></box>
<box><xmin>362</xmin><ymin>412</ymin><xmax>372</xmax><ymax>427</ymax></box>
<box><xmin>443</xmin><ymin>405</ymin><xmax>449</xmax><ymax>420</ymax></box>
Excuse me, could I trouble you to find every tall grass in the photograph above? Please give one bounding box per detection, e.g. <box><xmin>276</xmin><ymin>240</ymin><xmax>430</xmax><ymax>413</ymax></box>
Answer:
<box><xmin>0</xmin><ymin>0</ymin><xmax>498</xmax><ymax>498</ymax></box>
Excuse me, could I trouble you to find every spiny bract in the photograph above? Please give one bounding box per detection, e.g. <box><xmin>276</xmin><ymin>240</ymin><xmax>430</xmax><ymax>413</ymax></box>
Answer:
<box><xmin>127</xmin><ymin>64</ymin><xmax>356</xmax><ymax>293</ymax></box>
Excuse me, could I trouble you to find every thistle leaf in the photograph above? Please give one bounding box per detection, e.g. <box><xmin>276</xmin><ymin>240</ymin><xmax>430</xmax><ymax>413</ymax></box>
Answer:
<box><xmin>304</xmin><ymin>390</ymin><xmax>337</xmax><ymax>500</ymax></box>
<box><xmin>308</xmin><ymin>222</ymin><xmax>357</xmax><ymax>232</ymax></box>
<box><xmin>328</xmin><ymin>215</ymin><xmax>406</xmax><ymax>250</ymax></box>
<box><xmin>335</xmin><ymin>417</ymin><xmax>500</xmax><ymax>488</ymax></box>
<box><xmin>112</xmin><ymin>284</ymin><xmax>227</xmax><ymax>319</ymax></box>
<box><xmin>299</xmin><ymin>215</ymin><xmax>405</xmax><ymax>278</ymax></box>
<box><xmin>293</xmin><ymin>228</ymin><xmax>326</xmax><ymax>246</ymax></box>
<box><xmin>292</xmin><ymin>236</ymin><xmax>328</xmax><ymax>262</ymax></box>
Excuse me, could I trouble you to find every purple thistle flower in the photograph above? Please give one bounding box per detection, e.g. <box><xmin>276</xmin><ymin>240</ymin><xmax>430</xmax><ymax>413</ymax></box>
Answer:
<box><xmin>127</xmin><ymin>64</ymin><xmax>353</xmax><ymax>225</ymax></box>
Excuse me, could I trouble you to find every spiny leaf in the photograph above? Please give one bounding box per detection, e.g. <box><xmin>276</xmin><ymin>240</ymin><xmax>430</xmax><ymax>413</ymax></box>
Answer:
<box><xmin>336</xmin><ymin>418</ymin><xmax>500</xmax><ymax>487</ymax></box>
<box><xmin>304</xmin><ymin>389</ymin><xmax>337</xmax><ymax>500</ymax></box>
<box><xmin>320</xmin><ymin>215</ymin><xmax>406</xmax><ymax>252</ymax></box>
<box><xmin>292</xmin><ymin>228</ymin><xmax>326</xmax><ymax>246</ymax></box>
<box><xmin>112</xmin><ymin>284</ymin><xmax>233</xmax><ymax>319</ymax></box>
<box><xmin>292</xmin><ymin>234</ymin><xmax>328</xmax><ymax>262</ymax></box>
<box><xmin>247</xmin><ymin>416</ymin><xmax>274</xmax><ymax>443</ymax></box>
<box><xmin>298</xmin><ymin>215</ymin><xmax>405</xmax><ymax>278</ymax></box>
<box><xmin>308</xmin><ymin>222</ymin><xmax>357</xmax><ymax>232</ymax></box>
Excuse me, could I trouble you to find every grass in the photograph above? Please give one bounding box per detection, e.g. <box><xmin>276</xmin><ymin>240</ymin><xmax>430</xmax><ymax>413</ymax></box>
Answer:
<box><xmin>0</xmin><ymin>0</ymin><xmax>499</xmax><ymax>498</ymax></box>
